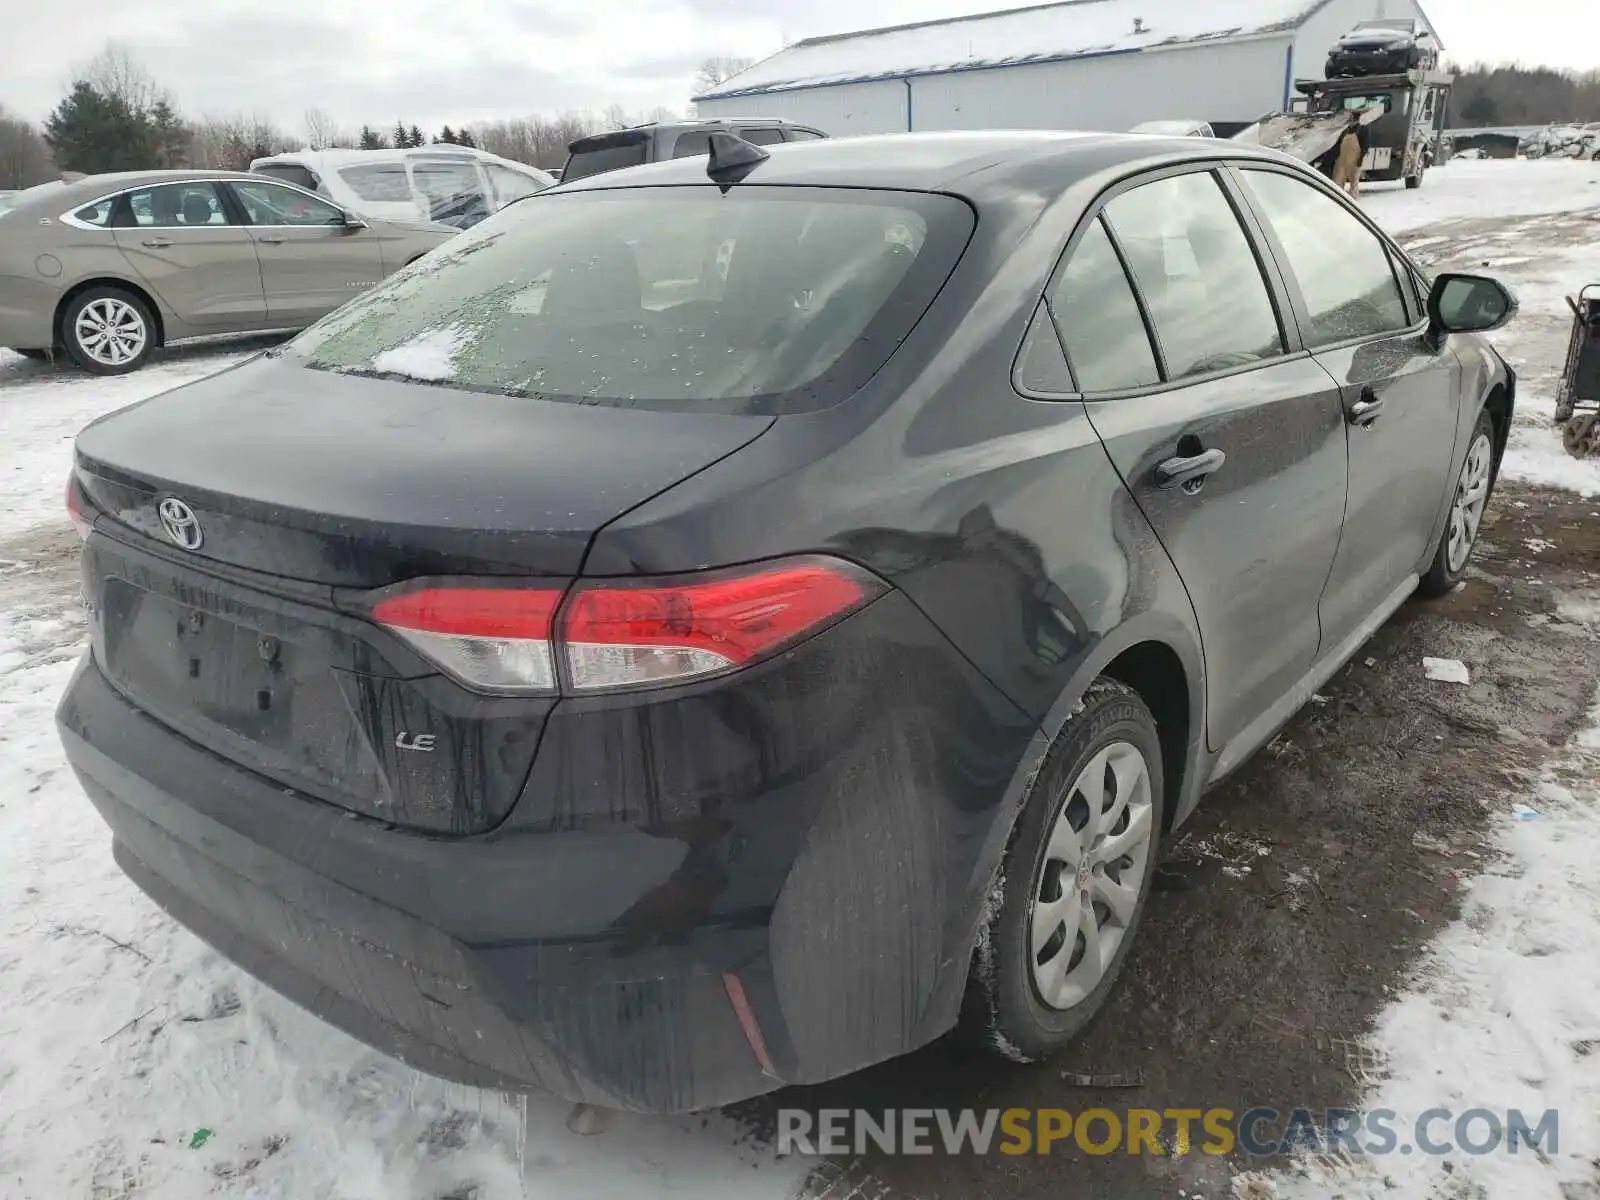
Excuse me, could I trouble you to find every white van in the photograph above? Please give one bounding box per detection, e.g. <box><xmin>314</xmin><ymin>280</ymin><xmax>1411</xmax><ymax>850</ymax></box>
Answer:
<box><xmin>248</xmin><ymin>147</ymin><xmax>555</xmax><ymax>229</ymax></box>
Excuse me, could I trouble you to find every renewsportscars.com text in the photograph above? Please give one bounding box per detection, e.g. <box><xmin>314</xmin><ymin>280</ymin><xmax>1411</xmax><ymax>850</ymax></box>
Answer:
<box><xmin>778</xmin><ymin>1107</ymin><xmax>1560</xmax><ymax>1158</ymax></box>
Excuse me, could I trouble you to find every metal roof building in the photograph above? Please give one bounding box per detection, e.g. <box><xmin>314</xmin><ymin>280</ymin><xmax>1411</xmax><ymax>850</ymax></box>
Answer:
<box><xmin>694</xmin><ymin>0</ymin><xmax>1442</xmax><ymax>137</ymax></box>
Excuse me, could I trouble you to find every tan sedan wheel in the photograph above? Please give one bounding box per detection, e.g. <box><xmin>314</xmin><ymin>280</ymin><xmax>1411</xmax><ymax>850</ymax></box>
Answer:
<box><xmin>62</xmin><ymin>287</ymin><xmax>155</xmax><ymax>375</ymax></box>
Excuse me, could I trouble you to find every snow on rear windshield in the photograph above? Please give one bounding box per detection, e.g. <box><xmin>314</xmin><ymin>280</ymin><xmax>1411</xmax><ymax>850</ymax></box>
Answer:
<box><xmin>285</xmin><ymin>187</ymin><xmax>970</xmax><ymax>414</ymax></box>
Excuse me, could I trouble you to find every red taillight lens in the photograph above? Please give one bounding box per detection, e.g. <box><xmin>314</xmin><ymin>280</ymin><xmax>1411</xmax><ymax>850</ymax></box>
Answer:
<box><xmin>366</xmin><ymin>558</ymin><xmax>882</xmax><ymax>696</ymax></box>
<box><xmin>562</xmin><ymin>560</ymin><xmax>879</xmax><ymax>692</ymax></box>
<box><xmin>66</xmin><ymin>475</ymin><xmax>93</xmax><ymax>541</ymax></box>
<box><xmin>372</xmin><ymin>586</ymin><xmax>564</xmax><ymax>693</ymax></box>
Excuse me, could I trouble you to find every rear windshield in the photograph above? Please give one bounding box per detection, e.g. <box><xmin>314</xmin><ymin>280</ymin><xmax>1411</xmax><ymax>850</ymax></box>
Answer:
<box><xmin>253</xmin><ymin>163</ymin><xmax>320</xmax><ymax>191</ymax></box>
<box><xmin>563</xmin><ymin>141</ymin><xmax>649</xmax><ymax>181</ymax></box>
<box><xmin>283</xmin><ymin>186</ymin><xmax>972</xmax><ymax>415</ymax></box>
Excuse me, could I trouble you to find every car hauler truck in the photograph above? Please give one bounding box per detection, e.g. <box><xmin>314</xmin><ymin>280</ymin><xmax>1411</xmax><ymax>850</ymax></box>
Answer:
<box><xmin>1234</xmin><ymin>66</ymin><xmax>1452</xmax><ymax>190</ymax></box>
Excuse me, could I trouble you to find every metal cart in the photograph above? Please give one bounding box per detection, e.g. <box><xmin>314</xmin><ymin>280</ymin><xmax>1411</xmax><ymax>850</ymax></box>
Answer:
<box><xmin>1557</xmin><ymin>285</ymin><xmax>1600</xmax><ymax>458</ymax></box>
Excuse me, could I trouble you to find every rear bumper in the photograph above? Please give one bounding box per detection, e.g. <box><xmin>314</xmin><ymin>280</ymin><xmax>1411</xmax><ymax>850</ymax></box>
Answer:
<box><xmin>0</xmin><ymin>273</ymin><xmax>56</xmax><ymax>349</ymax></box>
<box><xmin>59</xmin><ymin>588</ymin><xmax>1037</xmax><ymax>1111</ymax></box>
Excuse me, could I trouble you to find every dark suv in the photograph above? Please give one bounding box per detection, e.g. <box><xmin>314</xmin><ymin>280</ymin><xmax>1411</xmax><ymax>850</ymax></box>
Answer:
<box><xmin>562</xmin><ymin>119</ymin><xmax>826</xmax><ymax>181</ymax></box>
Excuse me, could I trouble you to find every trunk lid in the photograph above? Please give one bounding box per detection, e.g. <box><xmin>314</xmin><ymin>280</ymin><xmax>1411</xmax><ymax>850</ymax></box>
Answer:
<box><xmin>74</xmin><ymin>354</ymin><xmax>773</xmax><ymax>834</ymax></box>
<box><xmin>74</xmin><ymin>354</ymin><xmax>774</xmax><ymax>586</ymax></box>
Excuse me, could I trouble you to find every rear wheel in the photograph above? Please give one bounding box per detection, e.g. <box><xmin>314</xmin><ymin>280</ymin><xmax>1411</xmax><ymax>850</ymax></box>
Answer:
<box><xmin>60</xmin><ymin>287</ymin><xmax>154</xmax><ymax>375</ymax></box>
<box><xmin>965</xmin><ymin>678</ymin><xmax>1164</xmax><ymax>1062</ymax></box>
<box><xmin>1405</xmin><ymin>167</ymin><xmax>1425</xmax><ymax>189</ymax></box>
<box><xmin>1419</xmin><ymin>409</ymin><xmax>1496</xmax><ymax>597</ymax></box>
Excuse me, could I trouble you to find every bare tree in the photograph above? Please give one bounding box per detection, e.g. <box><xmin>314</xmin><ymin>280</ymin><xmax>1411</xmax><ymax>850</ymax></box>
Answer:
<box><xmin>0</xmin><ymin>107</ymin><xmax>55</xmax><ymax>188</ymax></box>
<box><xmin>189</xmin><ymin>114</ymin><xmax>301</xmax><ymax>171</ymax></box>
<box><xmin>303</xmin><ymin>107</ymin><xmax>337</xmax><ymax>150</ymax></box>
<box><xmin>79</xmin><ymin>41</ymin><xmax>169</xmax><ymax>116</ymax></box>
<box><xmin>694</xmin><ymin>56</ymin><xmax>755</xmax><ymax>94</ymax></box>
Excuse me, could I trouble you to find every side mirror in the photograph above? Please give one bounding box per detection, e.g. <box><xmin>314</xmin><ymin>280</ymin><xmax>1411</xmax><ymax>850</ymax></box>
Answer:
<box><xmin>340</xmin><ymin>211</ymin><xmax>368</xmax><ymax>231</ymax></box>
<box><xmin>1427</xmin><ymin>273</ymin><xmax>1518</xmax><ymax>338</ymax></box>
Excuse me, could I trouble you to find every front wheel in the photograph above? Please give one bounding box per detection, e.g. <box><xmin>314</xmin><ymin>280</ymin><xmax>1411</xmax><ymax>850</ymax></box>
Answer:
<box><xmin>1419</xmin><ymin>409</ymin><xmax>1496</xmax><ymax>597</ymax></box>
<box><xmin>964</xmin><ymin>678</ymin><xmax>1165</xmax><ymax>1062</ymax></box>
<box><xmin>60</xmin><ymin>287</ymin><xmax>155</xmax><ymax>375</ymax></box>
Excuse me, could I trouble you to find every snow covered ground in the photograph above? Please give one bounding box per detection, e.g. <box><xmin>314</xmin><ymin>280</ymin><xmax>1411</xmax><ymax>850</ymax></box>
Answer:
<box><xmin>0</xmin><ymin>157</ymin><xmax>1598</xmax><ymax>1200</ymax></box>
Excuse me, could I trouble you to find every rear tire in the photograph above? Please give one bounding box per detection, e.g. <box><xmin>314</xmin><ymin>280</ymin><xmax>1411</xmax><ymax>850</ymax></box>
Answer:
<box><xmin>1405</xmin><ymin>168</ymin><xmax>1424</xmax><ymax>190</ymax></box>
<box><xmin>1419</xmin><ymin>408</ymin><xmax>1496</xmax><ymax>598</ymax></box>
<box><xmin>964</xmin><ymin>678</ymin><xmax>1165</xmax><ymax>1062</ymax></box>
<box><xmin>60</xmin><ymin>286</ymin><xmax>155</xmax><ymax>375</ymax></box>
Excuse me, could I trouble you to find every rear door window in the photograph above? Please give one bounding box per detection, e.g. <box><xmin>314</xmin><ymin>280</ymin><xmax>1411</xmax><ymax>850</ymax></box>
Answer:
<box><xmin>409</xmin><ymin>160</ymin><xmax>489</xmax><ymax>227</ymax></box>
<box><xmin>1049</xmin><ymin>217</ymin><xmax>1160</xmax><ymax>392</ymax></box>
<box><xmin>1104</xmin><ymin>171</ymin><xmax>1285</xmax><ymax>380</ymax></box>
<box><xmin>740</xmin><ymin>128</ymin><xmax>787</xmax><ymax>146</ymax></box>
<box><xmin>285</xmin><ymin>186</ymin><xmax>973</xmax><ymax>415</ymax></box>
<box><xmin>1238</xmin><ymin>168</ymin><xmax>1411</xmax><ymax>347</ymax></box>
<box><xmin>120</xmin><ymin>182</ymin><xmax>232</xmax><ymax>228</ymax></box>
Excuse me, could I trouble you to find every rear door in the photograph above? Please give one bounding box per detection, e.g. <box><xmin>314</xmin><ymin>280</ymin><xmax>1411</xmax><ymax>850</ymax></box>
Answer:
<box><xmin>226</xmin><ymin>178</ymin><xmax>384</xmax><ymax>326</ymax></box>
<box><xmin>111</xmin><ymin>181</ymin><xmax>266</xmax><ymax>329</ymax></box>
<box><xmin>1234</xmin><ymin>165</ymin><xmax>1462</xmax><ymax>647</ymax></box>
<box><xmin>1060</xmin><ymin>167</ymin><xmax>1349</xmax><ymax>752</ymax></box>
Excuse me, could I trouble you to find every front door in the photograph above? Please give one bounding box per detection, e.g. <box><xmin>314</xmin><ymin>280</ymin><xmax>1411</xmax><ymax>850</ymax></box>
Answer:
<box><xmin>110</xmin><ymin>181</ymin><xmax>266</xmax><ymax>329</ymax></box>
<box><xmin>1235</xmin><ymin>167</ymin><xmax>1463</xmax><ymax>646</ymax></box>
<box><xmin>225</xmin><ymin>179</ymin><xmax>384</xmax><ymax>326</ymax></box>
<box><xmin>1052</xmin><ymin>169</ymin><xmax>1349</xmax><ymax>752</ymax></box>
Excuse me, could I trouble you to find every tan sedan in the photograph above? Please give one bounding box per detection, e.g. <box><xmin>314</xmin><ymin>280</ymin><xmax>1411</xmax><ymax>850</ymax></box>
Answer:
<box><xmin>0</xmin><ymin>170</ymin><xmax>456</xmax><ymax>374</ymax></box>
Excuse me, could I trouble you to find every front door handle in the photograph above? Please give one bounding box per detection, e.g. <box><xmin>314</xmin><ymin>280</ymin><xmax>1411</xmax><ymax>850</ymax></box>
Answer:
<box><xmin>1155</xmin><ymin>447</ymin><xmax>1227</xmax><ymax>492</ymax></box>
<box><xmin>1349</xmin><ymin>388</ymin><xmax>1385</xmax><ymax>427</ymax></box>
<box><xmin>256</xmin><ymin>234</ymin><xmax>288</xmax><ymax>245</ymax></box>
<box><xmin>140</xmin><ymin>237</ymin><xmax>172</xmax><ymax>248</ymax></box>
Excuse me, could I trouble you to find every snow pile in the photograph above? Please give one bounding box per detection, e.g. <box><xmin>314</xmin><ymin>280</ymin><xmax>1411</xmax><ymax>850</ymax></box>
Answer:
<box><xmin>1271</xmin><ymin>691</ymin><xmax>1600</xmax><ymax>1199</ymax></box>
<box><xmin>370</xmin><ymin>324</ymin><xmax>475</xmax><ymax>382</ymax></box>
<box><xmin>0</xmin><ymin>345</ymin><xmax>263</xmax><ymax>542</ymax></box>
<box><xmin>701</xmin><ymin>0</ymin><xmax>1320</xmax><ymax>97</ymax></box>
<box><xmin>1363</xmin><ymin>158</ymin><xmax>1600</xmax><ymax>235</ymax></box>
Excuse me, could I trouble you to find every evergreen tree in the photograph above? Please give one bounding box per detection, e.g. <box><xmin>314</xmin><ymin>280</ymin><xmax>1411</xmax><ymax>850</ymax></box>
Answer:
<box><xmin>392</xmin><ymin>119</ymin><xmax>409</xmax><ymax>148</ymax></box>
<box><xmin>1461</xmin><ymin>92</ymin><xmax>1500</xmax><ymax>127</ymax></box>
<box><xmin>408</xmin><ymin>124</ymin><xmax>425</xmax><ymax>149</ymax></box>
<box><xmin>147</xmin><ymin>98</ymin><xmax>189</xmax><ymax>167</ymax></box>
<box><xmin>438</xmin><ymin>125</ymin><xmax>457</xmax><ymax>144</ymax></box>
<box><xmin>43</xmin><ymin>82</ymin><xmax>150</xmax><ymax>173</ymax></box>
<box><xmin>456</xmin><ymin>126</ymin><xmax>476</xmax><ymax>149</ymax></box>
<box><xmin>358</xmin><ymin>124</ymin><xmax>385</xmax><ymax>150</ymax></box>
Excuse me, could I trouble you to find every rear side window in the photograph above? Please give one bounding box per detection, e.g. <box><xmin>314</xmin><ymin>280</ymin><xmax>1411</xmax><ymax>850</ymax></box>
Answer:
<box><xmin>1048</xmin><ymin>217</ymin><xmax>1160</xmax><ymax>392</ymax></box>
<box><xmin>564</xmin><ymin>141</ymin><xmax>648</xmax><ymax>180</ymax></box>
<box><xmin>339</xmin><ymin>163</ymin><xmax>412</xmax><ymax>202</ymax></box>
<box><xmin>789</xmin><ymin>129</ymin><xmax>825</xmax><ymax>141</ymax></box>
<box><xmin>1105</xmin><ymin>171</ymin><xmax>1284</xmax><ymax>380</ymax></box>
<box><xmin>72</xmin><ymin>197</ymin><xmax>115</xmax><ymax>227</ymax></box>
<box><xmin>1238</xmin><ymin>169</ymin><xmax>1411</xmax><ymax>347</ymax></box>
<box><xmin>741</xmin><ymin>128</ymin><xmax>787</xmax><ymax>146</ymax></box>
<box><xmin>285</xmin><ymin>187</ymin><xmax>973</xmax><ymax>415</ymax></box>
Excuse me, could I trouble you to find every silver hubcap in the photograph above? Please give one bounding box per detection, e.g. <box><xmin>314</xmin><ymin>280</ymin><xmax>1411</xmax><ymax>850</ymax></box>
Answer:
<box><xmin>75</xmin><ymin>298</ymin><xmax>146</xmax><ymax>366</ymax></box>
<box><xmin>1029</xmin><ymin>741</ymin><xmax>1155</xmax><ymax>1011</ymax></box>
<box><xmin>1447</xmin><ymin>432</ymin><xmax>1492</xmax><ymax>575</ymax></box>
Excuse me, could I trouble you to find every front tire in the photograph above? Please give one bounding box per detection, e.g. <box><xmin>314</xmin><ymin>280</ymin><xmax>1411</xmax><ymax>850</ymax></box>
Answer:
<box><xmin>1419</xmin><ymin>409</ymin><xmax>1496</xmax><ymax>597</ymax></box>
<box><xmin>60</xmin><ymin>287</ymin><xmax>154</xmax><ymax>375</ymax></box>
<box><xmin>965</xmin><ymin>678</ymin><xmax>1165</xmax><ymax>1062</ymax></box>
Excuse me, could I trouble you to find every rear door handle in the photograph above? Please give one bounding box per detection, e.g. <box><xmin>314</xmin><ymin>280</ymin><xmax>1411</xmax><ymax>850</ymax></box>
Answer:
<box><xmin>1155</xmin><ymin>447</ymin><xmax>1227</xmax><ymax>492</ymax></box>
<box><xmin>256</xmin><ymin>234</ymin><xmax>288</xmax><ymax>245</ymax></box>
<box><xmin>140</xmin><ymin>237</ymin><xmax>172</xmax><ymax>248</ymax></box>
<box><xmin>1349</xmin><ymin>388</ymin><xmax>1385</xmax><ymax>427</ymax></box>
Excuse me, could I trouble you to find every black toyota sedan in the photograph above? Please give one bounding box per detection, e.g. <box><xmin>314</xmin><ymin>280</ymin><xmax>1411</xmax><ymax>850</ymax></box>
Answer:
<box><xmin>58</xmin><ymin>130</ymin><xmax>1515</xmax><ymax>1113</ymax></box>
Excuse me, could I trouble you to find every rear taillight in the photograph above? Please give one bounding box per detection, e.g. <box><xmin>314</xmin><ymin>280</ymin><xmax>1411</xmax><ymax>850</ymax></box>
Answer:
<box><xmin>66</xmin><ymin>474</ymin><xmax>93</xmax><ymax>541</ymax></box>
<box><xmin>371</xmin><ymin>586</ymin><xmax>563</xmax><ymax>692</ymax></box>
<box><xmin>367</xmin><ymin>557</ymin><xmax>882</xmax><ymax>696</ymax></box>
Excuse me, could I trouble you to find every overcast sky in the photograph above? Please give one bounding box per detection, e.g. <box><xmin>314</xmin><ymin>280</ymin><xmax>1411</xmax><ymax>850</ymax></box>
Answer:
<box><xmin>0</xmin><ymin>0</ymin><xmax>1591</xmax><ymax>136</ymax></box>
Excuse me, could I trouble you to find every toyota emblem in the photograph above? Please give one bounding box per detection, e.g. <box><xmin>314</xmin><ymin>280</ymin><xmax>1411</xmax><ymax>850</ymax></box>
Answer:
<box><xmin>158</xmin><ymin>497</ymin><xmax>203</xmax><ymax>550</ymax></box>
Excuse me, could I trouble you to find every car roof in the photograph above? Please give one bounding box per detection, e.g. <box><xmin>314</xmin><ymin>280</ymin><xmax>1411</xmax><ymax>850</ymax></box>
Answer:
<box><xmin>5</xmin><ymin>170</ymin><xmax>267</xmax><ymax>214</ymax></box>
<box><xmin>556</xmin><ymin>130</ymin><xmax>1287</xmax><ymax>200</ymax></box>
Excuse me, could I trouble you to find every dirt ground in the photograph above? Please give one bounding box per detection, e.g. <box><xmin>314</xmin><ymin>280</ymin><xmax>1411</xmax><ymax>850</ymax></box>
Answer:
<box><xmin>727</xmin><ymin>480</ymin><xmax>1600</xmax><ymax>1200</ymax></box>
